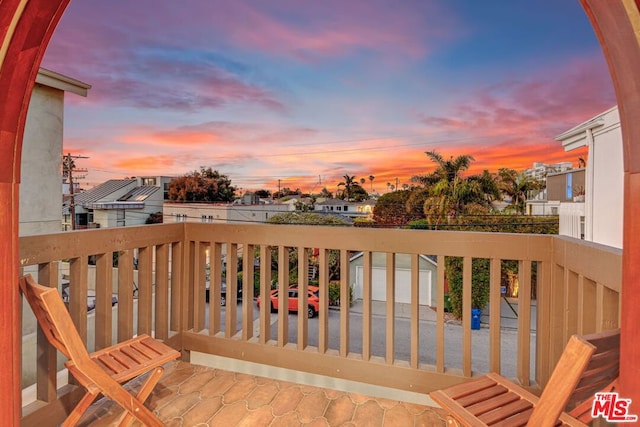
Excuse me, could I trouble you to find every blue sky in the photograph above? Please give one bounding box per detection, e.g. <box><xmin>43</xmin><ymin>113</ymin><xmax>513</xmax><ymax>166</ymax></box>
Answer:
<box><xmin>42</xmin><ymin>0</ymin><xmax>615</xmax><ymax>193</ymax></box>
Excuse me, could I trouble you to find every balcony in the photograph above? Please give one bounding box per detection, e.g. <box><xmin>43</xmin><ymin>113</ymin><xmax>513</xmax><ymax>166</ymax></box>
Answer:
<box><xmin>18</xmin><ymin>223</ymin><xmax>621</xmax><ymax>425</ymax></box>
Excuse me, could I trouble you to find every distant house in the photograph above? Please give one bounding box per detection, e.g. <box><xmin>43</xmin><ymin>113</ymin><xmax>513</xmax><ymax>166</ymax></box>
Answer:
<box><xmin>314</xmin><ymin>199</ymin><xmax>375</xmax><ymax>220</ymax></box>
<box><xmin>555</xmin><ymin>106</ymin><xmax>623</xmax><ymax>248</ymax></box>
<box><xmin>66</xmin><ymin>176</ymin><xmax>171</xmax><ymax>229</ymax></box>
<box><xmin>349</xmin><ymin>252</ymin><xmax>437</xmax><ymax>306</ymax></box>
<box><xmin>164</xmin><ymin>201</ymin><xmax>294</xmax><ymax>225</ymax></box>
<box><xmin>19</xmin><ymin>68</ymin><xmax>90</xmax><ymax>236</ymax></box>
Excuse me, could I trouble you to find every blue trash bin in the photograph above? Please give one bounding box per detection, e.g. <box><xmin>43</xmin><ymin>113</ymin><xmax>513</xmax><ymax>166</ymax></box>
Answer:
<box><xmin>471</xmin><ymin>308</ymin><xmax>481</xmax><ymax>330</ymax></box>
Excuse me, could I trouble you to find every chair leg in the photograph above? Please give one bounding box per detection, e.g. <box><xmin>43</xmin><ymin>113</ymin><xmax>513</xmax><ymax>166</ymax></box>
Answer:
<box><xmin>62</xmin><ymin>390</ymin><xmax>99</xmax><ymax>427</ymax></box>
<box><xmin>116</xmin><ymin>367</ymin><xmax>165</xmax><ymax>427</ymax></box>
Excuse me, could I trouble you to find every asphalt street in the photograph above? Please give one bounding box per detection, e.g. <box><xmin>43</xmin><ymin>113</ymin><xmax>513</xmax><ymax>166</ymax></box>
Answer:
<box><xmin>208</xmin><ymin>298</ymin><xmax>536</xmax><ymax>381</ymax></box>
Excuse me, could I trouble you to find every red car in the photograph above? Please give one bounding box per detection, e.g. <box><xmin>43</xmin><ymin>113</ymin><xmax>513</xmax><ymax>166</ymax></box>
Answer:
<box><xmin>258</xmin><ymin>286</ymin><xmax>320</xmax><ymax>318</ymax></box>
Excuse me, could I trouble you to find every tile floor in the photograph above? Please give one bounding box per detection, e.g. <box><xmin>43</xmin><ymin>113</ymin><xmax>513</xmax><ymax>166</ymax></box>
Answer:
<box><xmin>78</xmin><ymin>361</ymin><xmax>448</xmax><ymax>426</ymax></box>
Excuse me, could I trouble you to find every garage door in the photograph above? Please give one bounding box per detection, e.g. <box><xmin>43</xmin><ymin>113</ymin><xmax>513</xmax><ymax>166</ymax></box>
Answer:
<box><xmin>355</xmin><ymin>266</ymin><xmax>431</xmax><ymax>305</ymax></box>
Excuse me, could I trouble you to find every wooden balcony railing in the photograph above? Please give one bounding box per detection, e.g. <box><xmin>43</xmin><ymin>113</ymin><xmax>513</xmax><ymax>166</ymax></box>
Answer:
<box><xmin>18</xmin><ymin>223</ymin><xmax>621</xmax><ymax>425</ymax></box>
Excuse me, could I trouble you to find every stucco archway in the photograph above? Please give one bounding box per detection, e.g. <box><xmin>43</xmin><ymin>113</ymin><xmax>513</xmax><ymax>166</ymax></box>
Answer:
<box><xmin>0</xmin><ymin>1</ymin><xmax>638</xmax><ymax>423</ymax></box>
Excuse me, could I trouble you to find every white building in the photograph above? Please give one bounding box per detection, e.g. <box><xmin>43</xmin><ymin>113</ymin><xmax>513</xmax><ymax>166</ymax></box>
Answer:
<box><xmin>19</xmin><ymin>68</ymin><xmax>90</xmax><ymax>236</ymax></box>
<box><xmin>314</xmin><ymin>199</ymin><xmax>375</xmax><ymax>220</ymax></box>
<box><xmin>164</xmin><ymin>202</ymin><xmax>294</xmax><ymax>224</ymax></box>
<box><xmin>524</xmin><ymin>161</ymin><xmax>573</xmax><ymax>182</ymax></box>
<box><xmin>67</xmin><ymin>176</ymin><xmax>171</xmax><ymax>229</ymax></box>
<box><xmin>555</xmin><ymin>106</ymin><xmax>623</xmax><ymax>248</ymax></box>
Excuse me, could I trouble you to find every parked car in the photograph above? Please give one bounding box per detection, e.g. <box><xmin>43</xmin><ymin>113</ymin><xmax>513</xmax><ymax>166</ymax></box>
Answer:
<box><xmin>205</xmin><ymin>278</ymin><xmax>243</xmax><ymax>306</ymax></box>
<box><xmin>257</xmin><ymin>286</ymin><xmax>320</xmax><ymax>318</ymax></box>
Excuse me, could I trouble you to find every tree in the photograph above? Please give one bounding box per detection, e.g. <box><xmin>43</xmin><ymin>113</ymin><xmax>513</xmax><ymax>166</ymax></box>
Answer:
<box><xmin>168</xmin><ymin>167</ymin><xmax>236</xmax><ymax>202</ymax></box>
<box><xmin>273</xmin><ymin>187</ymin><xmax>301</xmax><ymax>199</ymax></box>
<box><xmin>498</xmin><ymin>168</ymin><xmax>542</xmax><ymax>214</ymax></box>
<box><xmin>349</xmin><ymin>185</ymin><xmax>369</xmax><ymax>202</ymax></box>
<box><xmin>373</xmin><ymin>190</ymin><xmax>418</xmax><ymax>225</ymax></box>
<box><xmin>337</xmin><ymin>174</ymin><xmax>357</xmax><ymax>201</ymax></box>
<box><xmin>369</xmin><ymin>175</ymin><xmax>375</xmax><ymax>192</ymax></box>
<box><xmin>411</xmin><ymin>150</ymin><xmax>474</xmax><ymax>186</ymax></box>
<box><xmin>319</xmin><ymin>187</ymin><xmax>333</xmax><ymax>199</ymax></box>
<box><xmin>253</xmin><ymin>189</ymin><xmax>271</xmax><ymax>199</ymax></box>
<box><xmin>414</xmin><ymin>151</ymin><xmax>498</xmax><ymax>226</ymax></box>
<box><xmin>145</xmin><ymin>212</ymin><xmax>163</xmax><ymax>224</ymax></box>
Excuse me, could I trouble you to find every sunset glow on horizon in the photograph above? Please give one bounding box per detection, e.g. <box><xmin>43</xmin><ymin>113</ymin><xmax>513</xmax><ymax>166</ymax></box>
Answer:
<box><xmin>43</xmin><ymin>1</ymin><xmax>615</xmax><ymax>194</ymax></box>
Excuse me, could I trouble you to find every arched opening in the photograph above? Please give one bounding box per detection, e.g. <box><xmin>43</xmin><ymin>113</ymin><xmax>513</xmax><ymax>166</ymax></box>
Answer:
<box><xmin>0</xmin><ymin>0</ymin><xmax>638</xmax><ymax>423</ymax></box>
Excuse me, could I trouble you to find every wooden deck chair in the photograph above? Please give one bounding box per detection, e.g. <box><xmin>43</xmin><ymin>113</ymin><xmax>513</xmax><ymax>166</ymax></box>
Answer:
<box><xmin>430</xmin><ymin>329</ymin><xmax>620</xmax><ymax>426</ymax></box>
<box><xmin>20</xmin><ymin>274</ymin><xmax>181</xmax><ymax>426</ymax></box>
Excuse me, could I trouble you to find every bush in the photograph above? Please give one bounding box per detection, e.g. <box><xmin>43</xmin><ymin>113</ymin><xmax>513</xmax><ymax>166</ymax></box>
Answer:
<box><xmin>446</xmin><ymin>257</ymin><xmax>491</xmax><ymax>319</ymax></box>
<box><xmin>328</xmin><ymin>281</ymin><xmax>353</xmax><ymax>306</ymax></box>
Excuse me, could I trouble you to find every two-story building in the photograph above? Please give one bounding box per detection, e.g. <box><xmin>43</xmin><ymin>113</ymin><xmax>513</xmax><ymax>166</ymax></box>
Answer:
<box><xmin>555</xmin><ymin>106</ymin><xmax>623</xmax><ymax>248</ymax></box>
<box><xmin>65</xmin><ymin>176</ymin><xmax>172</xmax><ymax>229</ymax></box>
<box><xmin>19</xmin><ymin>68</ymin><xmax>90</xmax><ymax>236</ymax></box>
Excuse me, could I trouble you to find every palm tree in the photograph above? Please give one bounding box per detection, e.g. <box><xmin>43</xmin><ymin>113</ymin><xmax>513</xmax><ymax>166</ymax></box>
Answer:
<box><xmin>498</xmin><ymin>168</ymin><xmax>542</xmax><ymax>214</ymax></box>
<box><xmin>337</xmin><ymin>174</ymin><xmax>356</xmax><ymax>201</ymax></box>
<box><xmin>417</xmin><ymin>151</ymin><xmax>498</xmax><ymax>225</ymax></box>
<box><xmin>411</xmin><ymin>150</ymin><xmax>474</xmax><ymax>186</ymax></box>
<box><xmin>369</xmin><ymin>175</ymin><xmax>375</xmax><ymax>192</ymax></box>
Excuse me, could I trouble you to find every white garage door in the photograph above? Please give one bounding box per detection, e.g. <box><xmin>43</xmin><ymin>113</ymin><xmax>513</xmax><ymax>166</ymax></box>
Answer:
<box><xmin>355</xmin><ymin>266</ymin><xmax>431</xmax><ymax>305</ymax></box>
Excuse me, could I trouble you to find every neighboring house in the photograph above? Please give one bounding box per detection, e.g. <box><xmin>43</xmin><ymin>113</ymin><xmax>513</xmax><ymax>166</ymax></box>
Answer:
<box><xmin>555</xmin><ymin>106</ymin><xmax>623</xmax><ymax>248</ymax></box>
<box><xmin>527</xmin><ymin>168</ymin><xmax>586</xmax><ymax>215</ymax></box>
<box><xmin>65</xmin><ymin>176</ymin><xmax>171</xmax><ymax>229</ymax></box>
<box><xmin>314</xmin><ymin>199</ymin><xmax>375</xmax><ymax>220</ymax></box>
<box><xmin>164</xmin><ymin>202</ymin><xmax>294</xmax><ymax>225</ymax></box>
<box><xmin>349</xmin><ymin>252</ymin><xmax>437</xmax><ymax>307</ymax></box>
<box><xmin>19</xmin><ymin>68</ymin><xmax>91</xmax><ymax>236</ymax></box>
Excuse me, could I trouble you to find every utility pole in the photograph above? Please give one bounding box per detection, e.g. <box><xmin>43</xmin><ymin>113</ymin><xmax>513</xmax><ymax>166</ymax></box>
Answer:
<box><xmin>63</xmin><ymin>153</ymin><xmax>88</xmax><ymax>230</ymax></box>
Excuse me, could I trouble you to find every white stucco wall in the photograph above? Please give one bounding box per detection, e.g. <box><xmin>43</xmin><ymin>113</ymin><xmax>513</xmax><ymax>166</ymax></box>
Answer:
<box><xmin>557</xmin><ymin>106</ymin><xmax>623</xmax><ymax>249</ymax></box>
<box><xmin>19</xmin><ymin>84</ymin><xmax>65</xmax><ymax>236</ymax></box>
<box><xmin>590</xmin><ymin>117</ymin><xmax>623</xmax><ymax>248</ymax></box>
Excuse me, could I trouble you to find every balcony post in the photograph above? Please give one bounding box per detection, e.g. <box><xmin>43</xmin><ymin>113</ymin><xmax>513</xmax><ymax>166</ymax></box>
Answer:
<box><xmin>580</xmin><ymin>0</ymin><xmax>640</xmax><ymax>405</ymax></box>
<box><xmin>0</xmin><ymin>1</ymin><xmax>71</xmax><ymax>422</ymax></box>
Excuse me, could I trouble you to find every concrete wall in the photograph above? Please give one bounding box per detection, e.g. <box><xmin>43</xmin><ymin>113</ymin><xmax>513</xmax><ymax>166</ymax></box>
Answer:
<box><xmin>19</xmin><ymin>83</ymin><xmax>64</xmax><ymax>236</ymax></box>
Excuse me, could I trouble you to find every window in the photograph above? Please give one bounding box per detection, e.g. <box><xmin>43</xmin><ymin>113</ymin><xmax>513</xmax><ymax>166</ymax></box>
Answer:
<box><xmin>116</xmin><ymin>209</ymin><xmax>125</xmax><ymax>227</ymax></box>
<box><xmin>566</xmin><ymin>173</ymin><xmax>573</xmax><ymax>200</ymax></box>
<box><xmin>142</xmin><ymin>177</ymin><xmax>156</xmax><ymax>186</ymax></box>
<box><xmin>175</xmin><ymin>213</ymin><xmax>187</xmax><ymax>222</ymax></box>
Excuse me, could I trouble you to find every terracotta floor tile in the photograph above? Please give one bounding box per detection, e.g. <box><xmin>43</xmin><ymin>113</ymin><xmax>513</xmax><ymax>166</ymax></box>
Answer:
<box><xmin>159</xmin><ymin>362</ymin><xmax>197</xmax><ymax>387</ymax></box>
<box><xmin>324</xmin><ymin>394</ymin><xmax>356</xmax><ymax>425</ymax></box>
<box><xmin>247</xmin><ymin>381</ymin><xmax>280</xmax><ymax>409</ymax></box>
<box><xmin>352</xmin><ymin>400</ymin><xmax>385</xmax><ymax>427</ymax></box>
<box><xmin>156</xmin><ymin>391</ymin><xmax>201</xmax><ymax>420</ymax></box>
<box><xmin>271</xmin><ymin>411</ymin><xmax>302</xmax><ymax>426</ymax></box>
<box><xmin>415</xmin><ymin>409</ymin><xmax>447</xmax><ymax>427</ymax></box>
<box><xmin>210</xmin><ymin>400</ymin><xmax>249</xmax><ymax>425</ymax></box>
<box><xmin>236</xmin><ymin>405</ymin><xmax>275</xmax><ymax>427</ymax></box>
<box><xmin>296</xmin><ymin>390</ymin><xmax>331</xmax><ymax>423</ymax></box>
<box><xmin>377</xmin><ymin>397</ymin><xmax>401</xmax><ymax>410</ymax></box>
<box><xmin>178</xmin><ymin>369</ymin><xmax>218</xmax><ymax>394</ymax></box>
<box><xmin>271</xmin><ymin>385</ymin><xmax>305</xmax><ymax>416</ymax></box>
<box><xmin>382</xmin><ymin>404</ymin><xmax>414</xmax><ymax>426</ymax></box>
<box><xmin>181</xmin><ymin>396</ymin><xmax>223</xmax><ymax>425</ymax></box>
<box><xmin>75</xmin><ymin>362</ymin><xmax>447</xmax><ymax>427</ymax></box>
<box><xmin>304</xmin><ymin>417</ymin><xmax>330</xmax><ymax>427</ymax></box>
<box><xmin>199</xmin><ymin>371</ymin><xmax>238</xmax><ymax>398</ymax></box>
<box><xmin>223</xmin><ymin>378</ymin><xmax>258</xmax><ymax>403</ymax></box>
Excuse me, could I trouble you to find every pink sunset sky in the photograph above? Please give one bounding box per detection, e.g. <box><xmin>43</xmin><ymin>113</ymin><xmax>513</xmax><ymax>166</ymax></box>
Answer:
<box><xmin>42</xmin><ymin>0</ymin><xmax>614</xmax><ymax>194</ymax></box>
